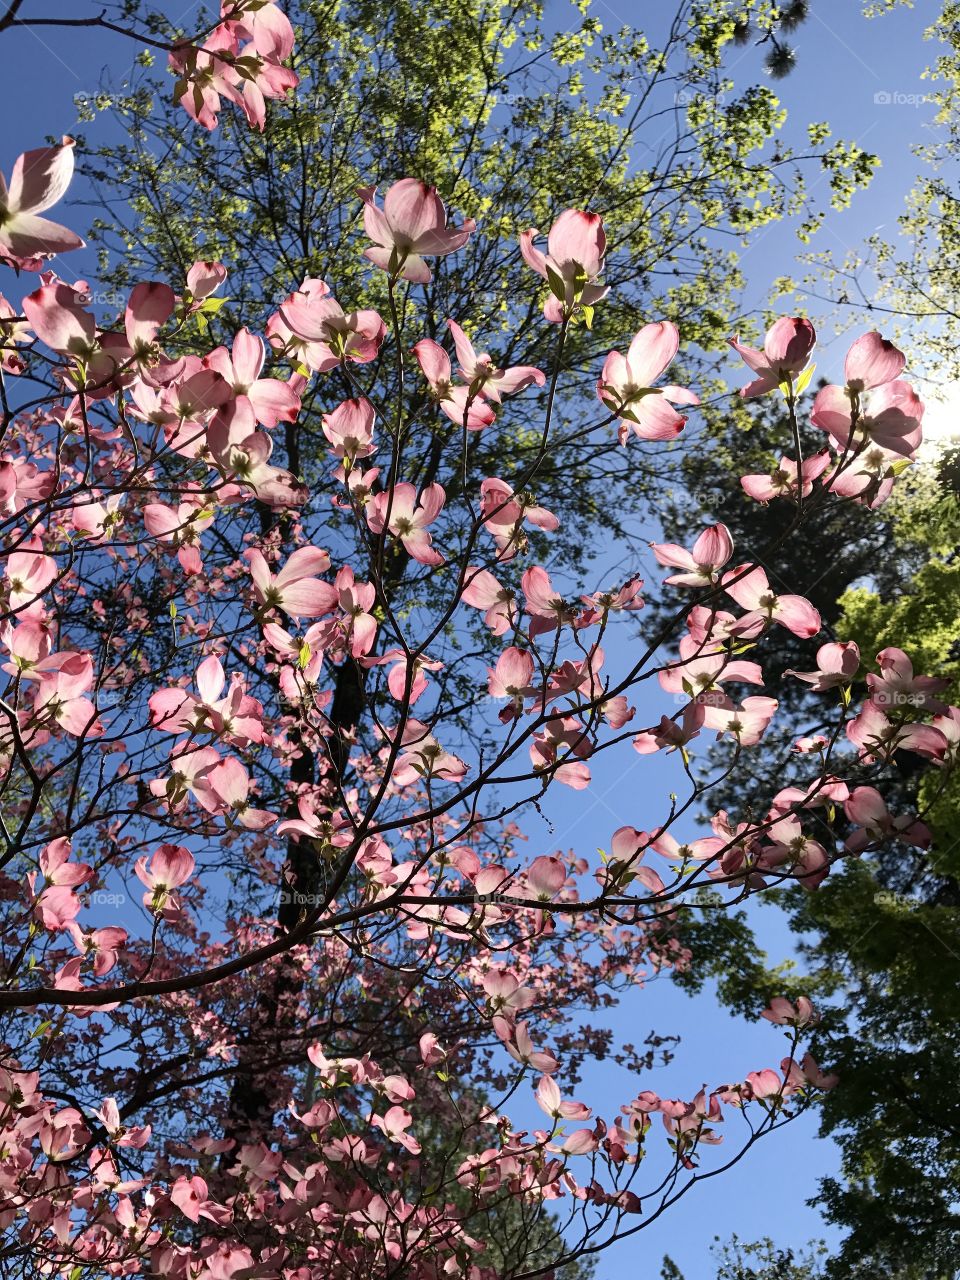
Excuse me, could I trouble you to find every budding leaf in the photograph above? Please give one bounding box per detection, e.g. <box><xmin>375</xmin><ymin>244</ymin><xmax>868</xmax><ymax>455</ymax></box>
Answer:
<box><xmin>545</xmin><ymin>262</ymin><xmax>567</xmax><ymax>301</ymax></box>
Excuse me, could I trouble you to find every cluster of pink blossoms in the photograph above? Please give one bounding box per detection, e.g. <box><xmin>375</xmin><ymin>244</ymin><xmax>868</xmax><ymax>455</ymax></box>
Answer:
<box><xmin>734</xmin><ymin>318</ymin><xmax>925</xmax><ymax>506</ymax></box>
<box><xmin>0</xmin><ymin>123</ymin><xmax>947</xmax><ymax>1279</ymax></box>
<box><xmin>171</xmin><ymin>0</ymin><xmax>299</xmax><ymax>131</ymax></box>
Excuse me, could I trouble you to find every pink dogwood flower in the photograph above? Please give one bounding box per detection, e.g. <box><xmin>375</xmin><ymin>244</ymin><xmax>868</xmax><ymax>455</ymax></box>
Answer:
<box><xmin>522</xmin><ymin>565</ymin><xmax>578</xmax><ymax>637</ymax></box>
<box><xmin>185</xmin><ymin>259</ymin><xmax>227</xmax><ymax>307</ymax></box>
<box><xmin>247</xmin><ymin>545</ymin><xmax>335</xmax><ymax>618</ymax></box>
<box><xmin>785</xmin><ymin>640</ymin><xmax>860</xmax><ymax>691</ymax></box>
<box><xmin>844</xmin><ymin>786</ymin><xmax>931</xmax><ymax>854</ymax></box>
<box><xmin>494</xmin><ymin>1017</ymin><xmax>559</xmax><ymax>1074</ymax></box>
<box><xmin>21</xmin><ymin>281</ymin><xmax>96</xmax><ymax>360</ymax></box>
<box><xmin>812</xmin><ymin>333</ymin><xmax>920</xmax><ymax>458</ymax></box>
<box><xmin>413</xmin><ymin>337</ymin><xmax>496</xmax><ymax>431</ymax></box>
<box><xmin>866</xmin><ymin>646</ymin><xmax>950</xmax><ymax>715</ymax></box>
<box><xmin>447</xmin><ymin>319</ymin><xmax>545</xmax><ymax>402</ymax></box>
<box><xmin>370</xmin><ymin>1106</ymin><xmax>421</xmax><ymax>1154</ymax></box>
<box><xmin>727</xmin><ymin>317</ymin><xmax>816</xmax><ymax>398</ymax></box>
<box><xmin>170</xmin><ymin>1174</ymin><xmax>210</xmax><ymax>1223</ymax></box>
<box><xmin>227</xmin><ymin>0</ymin><xmax>295</xmax><ymax>61</ymax></box>
<box><xmin>0</xmin><ymin>138</ymin><xmax>84</xmax><ymax>267</ymax></box>
<box><xmin>812</xmin><ymin>378</ymin><xmax>923</xmax><ymax>458</ymax></box>
<box><xmin>1</xmin><ymin>617</ymin><xmax>52</xmax><ymax>675</ymax></box>
<box><xmin>529</xmin><ymin>716</ymin><xmax>592</xmax><ymax>789</ymax></box>
<box><xmin>0</xmin><ymin>455</ymin><xmax>53</xmax><ymax>515</ymax></box>
<box><xmin>761</xmin><ymin>815</ymin><xmax>830</xmax><ymax>889</ymax></box>
<box><xmin>932</xmin><ymin>706</ymin><xmax>960</xmax><ymax>768</ymax></box>
<box><xmin>205</xmin><ymin>327</ymin><xmax>301</xmax><ymax>430</ymax></box>
<box><xmin>30</xmin><ymin>654</ymin><xmax>103</xmax><ymax>739</ymax></box>
<box><xmin>367</xmin><ymin>483</ymin><xmax>446</xmax><ymax>565</ymax></box>
<box><xmin>211</xmin><ymin>426</ymin><xmax>307</xmax><ymax>507</ymax></box>
<box><xmin>90</xmin><ymin>1096</ymin><xmax>150</xmax><ymax>1148</ymax></box>
<box><xmin>846</xmin><ymin>700</ymin><xmax>949</xmax><ymax>765</ymax></box>
<box><xmin>461</xmin><ymin>566</ymin><xmax>518</xmax><ymax>636</ymax></box>
<box><xmin>647</xmin><ymin>825</ymin><xmax>723</xmax><ymax>864</ymax></box>
<box><xmin>228</xmin><ymin>43</ymin><xmax>298</xmax><ymax>131</ymax></box>
<box><xmin>143</xmin><ymin>498</ymin><xmax>215</xmax><ymax>575</ymax></box>
<box><xmin>597</xmin><ymin>322</ymin><xmax>698</xmax><ymax>442</ymax></box>
<box><xmin>760</xmin><ymin>996</ymin><xmax>819</xmax><ymax>1028</ymax></box>
<box><xmin>358</xmin><ymin>178</ymin><xmax>475</xmax><ymax>283</ymax></box>
<box><xmin>632</xmin><ymin>703</ymin><xmax>705</xmax><ymax>755</ymax></box>
<box><xmin>205</xmin><ymin>756</ymin><xmax>277</xmax><ymax>830</ymax></box>
<box><xmin>525</xmin><ymin>855</ymin><xmax>567</xmax><ymax>901</ymax></box>
<box><xmin>651</xmin><ymin>523</ymin><xmax>734</xmax><ymax>587</ymax></box>
<box><xmin>823</xmin><ymin>442</ymin><xmax>903</xmax><ymax>509</ymax></box>
<box><xmin>480</xmin><ymin>478</ymin><xmax>559</xmax><ymax>560</ymax></box>
<box><xmin>487</xmin><ymin>646</ymin><xmax>536</xmax><ymax>717</ymax></box>
<box><xmin>658</xmin><ymin>635</ymin><xmax>763</xmax><ymax>699</ymax></box>
<box><xmin>0</xmin><ymin>294</ymin><xmax>31</xmax><ymax>374</ymax></box>
<box><xmin>843</xmin><ymin>330</ymin><xmax>906</xmax><ymax>392</ymax></box>
<box><xmin>5</xmin><ymin>544</ymin><xmax>58</xmax><ymax>609</ymax></box>
<box><xmin>149</xmin><ymin>740</ymin><xmax>221</xmax><ymax>811</ymax></box>
<box><xmin>135</xmin><ymin>844</ymin><xmax>195</xmax><ymax>914</ymax></box>
<box><xmin>520</xmin><ymin>209</ymin><xmax>608</xmax><ymax>322</ymax></box>
<box><xmin>740</xmin><ymin>450</ymin><xmax>831</xmax><ymax>503</ymax></box>
<box><xmin>373</xmin><ymin>648</ymin><xmax>443</xmax><ymax>706</ymax></box>
<box><xmin>149</xmin><ymin>654</ymin><xmax>264</xmax><ymax>745</ymax></box>
<box><xmin>535</xmin><ymin>1075</ymin><xmax>591</xmax><ymax>1122</ymax></box>
<box><xmin>322</xmin><ymin>397</ymin><xmax>377</xmax><ymax>467</ymax></box>
<box><xmin>66</xmin><ymin>924</ymin><xmax>127</xmax><ymax>979</ymax></box>
<box><xmin>276</xmin><ymin>794</ymin><xmax>353</xmax><ymax>848</ymax></box>
<box><xmin>700</xmin><ymin>694</ymin><xmax>778</xmax><ymax>747</ymax></box>
<box><xmin>482</xmin><ymin>968</ymin><xmax>535</xmax><ymax>1017</ymax></box>
<box><xmin>332</xmin><ymin>566</ymin><xmax>379</xmax><ymax>657</ymax></box>
<box><xmin>389</xmin><ymin>719</ymin><xmax>467</xmax><ymax>786</ymax></box>
<box><xmin>723</xmin><ymin>565</ymin><xmax>821</xmax><ymax>639</ymax></box>
<box><xmin>276</xmin><ymin>283</ymin><xmax>385</xmax><ymax>371</ymax></box>
<box><xmin>33</xmin><ymin>839</ymin><xmax>92</xmax><ymax>933</ymax></box>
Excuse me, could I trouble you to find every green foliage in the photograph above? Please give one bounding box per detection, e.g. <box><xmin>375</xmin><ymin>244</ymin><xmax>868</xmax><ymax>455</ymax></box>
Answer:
<box><xmin>662</xmin><ymin>398</ymin><xmax>960</xmax><ymax>1274</ymax></box>
<box><xmin>663</xmin><ymin>1234</ymin><xmax>829</xmax><ymax>1279</ymax></box>
<box><xmin>798</xmin><ymin>2</ymin><xmax>960</xmax><ymax>379</ymax></box>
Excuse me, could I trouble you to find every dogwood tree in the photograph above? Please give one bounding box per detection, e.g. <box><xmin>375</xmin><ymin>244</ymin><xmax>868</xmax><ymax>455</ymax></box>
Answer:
<box><xmin>0</xmin><ymin>24</ymin><xmax>950</xmax><ymax>1278</ymax></box>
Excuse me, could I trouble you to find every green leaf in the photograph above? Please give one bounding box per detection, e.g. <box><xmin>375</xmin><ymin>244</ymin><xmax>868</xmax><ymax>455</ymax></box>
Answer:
<box><xmin>545</xmin><ymin>262</ymin><xmax>567</xmax><ymax>302</ymax></box>
<box><xmin>794</xmin><ymin>362</ymin><xmax>816</xmax><ymax>395</ymax></box>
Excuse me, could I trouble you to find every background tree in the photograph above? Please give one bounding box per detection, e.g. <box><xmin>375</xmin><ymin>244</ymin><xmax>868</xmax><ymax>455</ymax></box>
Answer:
<box><xmin>652</xmin><ymin>343</ymin><xmax>960</xmax><ymax>1276</ymax></box>
<box><xmin>663</xmin><ymin>1234</ymin><xmax>829</xmax><ymax>1279</ymax></box>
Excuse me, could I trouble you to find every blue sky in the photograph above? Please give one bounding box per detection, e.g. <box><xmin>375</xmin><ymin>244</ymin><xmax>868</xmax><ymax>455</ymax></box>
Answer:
<box><xmin>0</xmin><ymin>1</ymin><xmax>948</xmax><ymax>1276</ymax></box>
